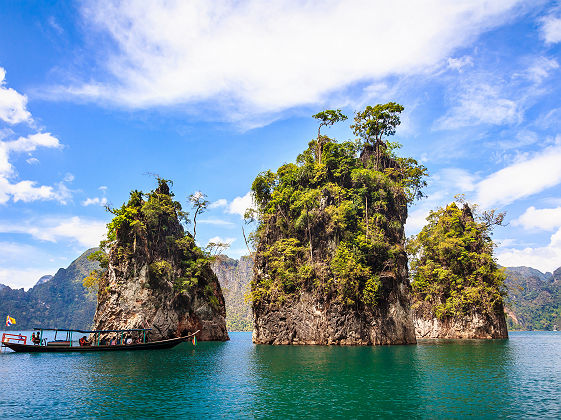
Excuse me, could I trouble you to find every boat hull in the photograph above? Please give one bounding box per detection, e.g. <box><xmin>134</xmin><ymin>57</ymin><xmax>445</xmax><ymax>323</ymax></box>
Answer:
<box><xmin>2</xmin><ymin>335</ymin><xmax>192</xmax><ymax>353</ymax></box>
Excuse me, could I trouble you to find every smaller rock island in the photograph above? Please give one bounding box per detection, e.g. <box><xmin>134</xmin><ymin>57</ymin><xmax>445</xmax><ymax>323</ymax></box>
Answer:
<box><xmin>409</xmin><ymin>202</ymin><xmax>508</xmax><ymax>339</ymax></box>
<box><xmin>89</xmin><ymin>179</ymin><xmax>229</xmax><ymax>341</ymax></box>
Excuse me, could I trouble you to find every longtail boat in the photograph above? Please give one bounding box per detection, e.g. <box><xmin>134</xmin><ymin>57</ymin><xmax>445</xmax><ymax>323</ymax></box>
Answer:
<box><xmin>1</xmin><ymin>328</ymin><xmax>199</xmax><ymax>353</ymax></box>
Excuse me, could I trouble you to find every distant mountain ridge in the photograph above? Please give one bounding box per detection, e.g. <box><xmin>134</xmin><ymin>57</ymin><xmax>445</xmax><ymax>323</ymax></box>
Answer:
<box><xmin>0</xmin><ymin>249</ymin><xmax>99</xmax><ymax>330</ymax></box>
<box><xmin>504</xmin><ymin>265</ymin><xmax>561</xmax><ymax>330</ymax></box>
<box><xmin>35</xmin><ymin>275</ymin><xmax>54</xmax><ymax>286</ymax></box>
<box><xmin>211</xmin><ymin>255</ymin><xmax>253</xmax><ymax>331</ymax></box>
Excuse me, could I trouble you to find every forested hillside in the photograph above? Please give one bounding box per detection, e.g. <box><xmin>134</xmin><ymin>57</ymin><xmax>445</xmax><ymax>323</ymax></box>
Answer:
<box><xmin>504</xmin><ymin>266</ymin><xmax>561</xmax><ymax>330</ymax></box>
<box><xmin>0</xmin><ymin>249</ymin><xmax>99</xmax><ymax>330</ymax></box>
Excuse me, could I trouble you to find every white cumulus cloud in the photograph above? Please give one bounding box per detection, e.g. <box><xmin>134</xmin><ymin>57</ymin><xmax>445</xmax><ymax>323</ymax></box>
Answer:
<box><xmin>497</xmin><ymin>227</ymin><xmax>561</xmax><ymax>273</ymax></box>
<box><xmin>227</xmin><ymin>191</ymin><xmax>254</xmax><ymax>218</ymax></box>
<box><xmin>513</xmin><ymin>206</ymin><xmax>561</xmax><ymax>231</ymax></box>
<box><xmin>0</xmin><ymin>67</ymin><xmax>32</xmax><ymax>125</ymax></box>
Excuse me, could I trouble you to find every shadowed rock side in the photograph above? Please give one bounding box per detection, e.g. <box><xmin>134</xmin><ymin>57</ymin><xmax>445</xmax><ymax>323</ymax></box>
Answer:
<box><xmin>92</xmin><ymin>181</ymin><xmax>228</xmax><ymax>341</ymax></box>
<box><xmin>410</xmin><ymin>203</ymin><xmax>508</xmax><ymax>339</ymax></box>
<box><xmin>250</xmin><ymin>112</ymin><xmax>424</xmax><ymax>345</ymax></box>
<box><xmin>253</xmin><ymin>269</ymin><xmax>416</xmax><ymax>345</ymax></box>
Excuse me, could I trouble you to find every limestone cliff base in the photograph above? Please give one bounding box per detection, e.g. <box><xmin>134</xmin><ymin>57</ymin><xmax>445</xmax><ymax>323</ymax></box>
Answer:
<box><xmin>252</xmin><ymin>285</ymin><xmax>416</xmax><ymax>345</ymax></box>
<box><xmin>413</xmin><ymin>307</ymin><xmax>508</xmax><ymax>339</ymax></box>
<box><xmin>94</xmin><ymin>262</ymin><xmax>229</xmax><ymax>342</ymax></box>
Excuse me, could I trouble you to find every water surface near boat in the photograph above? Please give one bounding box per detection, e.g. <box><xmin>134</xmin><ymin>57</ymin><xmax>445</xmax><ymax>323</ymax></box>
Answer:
<box><xmin>1</xmin><ymin>331</ymin><xmax>560</xmax><ymax>418</ymax></box>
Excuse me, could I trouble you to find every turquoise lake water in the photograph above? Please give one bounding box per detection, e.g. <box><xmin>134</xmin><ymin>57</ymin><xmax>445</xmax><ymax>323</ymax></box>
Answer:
<box><xmin>1</xmin><ymin>331</ymin><xmax>560</xmax><ymax>418</ymax></box>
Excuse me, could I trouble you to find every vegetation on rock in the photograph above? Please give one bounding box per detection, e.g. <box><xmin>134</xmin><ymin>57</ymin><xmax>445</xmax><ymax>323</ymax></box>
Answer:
<box><xmin>86</xmin><ymin>179</ymin><xmax>221</xmax><ymax>299</ymax></box>
<box><xmin>249</xmin><ymin>103</ymin><xmax>427</xmax><ymax>310</ymax></box>
<box><xmin>407</xmin><ymin>200</ymin><xmax>507</xmax><ymax>320</ymax></box>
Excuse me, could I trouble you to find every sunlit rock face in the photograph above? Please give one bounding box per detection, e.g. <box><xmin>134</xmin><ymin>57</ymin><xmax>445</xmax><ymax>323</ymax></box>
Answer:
<box><xmin>92</xmin><ymin>181</ymin><xmax>228</xmax><ymax>342</ymax></box>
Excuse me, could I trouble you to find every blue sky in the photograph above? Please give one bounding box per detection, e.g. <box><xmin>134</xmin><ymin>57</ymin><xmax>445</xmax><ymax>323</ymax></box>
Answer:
<box><xmin>2</xmin><ymin>0</ymin><xmax>561</xmax><ymax>289</ymax></box>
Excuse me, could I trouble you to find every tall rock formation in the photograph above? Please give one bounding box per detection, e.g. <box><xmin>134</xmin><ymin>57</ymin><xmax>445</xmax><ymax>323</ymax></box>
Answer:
<box><xmin>250</xmin><ymin>105</ymin><xmax>425</xmax><ymax>345</ymax></box>
<box><xmin>409</xmin><ymin>203</ymin><xmax>508</xmax><ymax>339</ymax></box>
<box><xmin>91</xmin><ymin>180</ymin><xmax>228</xmax><ymax>341</ymax></box>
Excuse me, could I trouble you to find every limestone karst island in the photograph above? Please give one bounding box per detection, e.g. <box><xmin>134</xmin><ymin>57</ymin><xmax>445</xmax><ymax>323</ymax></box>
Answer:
<box><xmin>2</xmin><ymin>3</ymin><xmax>561</xmax><ymax>416</ymax></box>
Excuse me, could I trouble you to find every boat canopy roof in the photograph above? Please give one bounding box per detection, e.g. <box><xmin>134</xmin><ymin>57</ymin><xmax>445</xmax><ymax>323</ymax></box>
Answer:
<box><xmin>33</xmin><ymin>328</ymin><xmax>152</xmax><ymax>333</ymax></box>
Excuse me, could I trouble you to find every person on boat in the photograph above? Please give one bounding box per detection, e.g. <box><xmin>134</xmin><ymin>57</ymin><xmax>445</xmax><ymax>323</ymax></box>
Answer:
<box><xmin>125</xmin><ymin>336</ymin><xmax>132</xmax><ymax>345</ymax></box>
<box><xmin>110</xmin><ymin>338</ymin><xmax>117</xmax><ymax>345</ymax></box>
<box><xmin>31</xmin><ymin>332</ymin><xmax>36</xmax><ymax>344</ymax></box>
<box><xmin>79</xmin><ymin>336</ymin><xmax>90</xmax><ymax>346</ymax></box>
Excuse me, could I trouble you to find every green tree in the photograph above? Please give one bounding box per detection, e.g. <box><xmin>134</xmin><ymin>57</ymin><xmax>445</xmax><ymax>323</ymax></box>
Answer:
<box><xmin>312</xmin><ymin>109</ymin><xmax>347</xmax><ymax>164</ymax></box>
<box><xmin>250</xmin><ymin>103</ymin><xmax>427</xmax><ymax>307</ymax></box>
<box><xmin>351</xmin><ymin>102</ymin><xmax>404</xmax><ymax>170</ymax></box>
<box><xmin>189</xmin><ymin>191</ymin><xmax>209</xmax><ymax>240</ymax></box>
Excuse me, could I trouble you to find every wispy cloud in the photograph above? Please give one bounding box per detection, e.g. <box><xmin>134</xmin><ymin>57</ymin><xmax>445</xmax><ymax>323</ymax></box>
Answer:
<box><xmin>540</xmin><ymin>10</ymin><xmax>561</xmax><ymax>44</ymax></box>
<box><xmin>209</xmin><ymin>198</ymin><xmax>227</xmax><ymax>209</ymax></box>
<box><xmin>82</xmin><ymin>197</ymin><xmax>108</xmax><ymax>206</ymax></box>
<box><xmin>474</xmin><ymin>138</ymin><xmax>561</xmax><ymax>208</ymax></box>
<box><xmin>434</xmin><ymin>81</ymin><xmax>521</xmax><ymax>130</ymax></box>
<box><xmin>43</xmin><ymin>0</ymin><xmax>525</xmax><ymax>123</ymax></box>
<box><xmin>198</xmin><ymin>218</ymin><xmax>235</xmax><ymax>227</ymax></box>
<box><xmin>0</xmin><ymin>216</ymin><xmax>106</xmax><ymax>248</ymax></box>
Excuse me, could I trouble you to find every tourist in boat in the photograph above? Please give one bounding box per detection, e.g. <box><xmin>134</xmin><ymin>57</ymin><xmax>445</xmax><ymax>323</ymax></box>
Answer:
<box><xmin>79</xmin><ymin>336</ymin><xmax>90</xmax><ymax>346</ymax></box>
<box><xmin>31</xmin><ymin>332</ymin><xmax>37</xmax><ymax>344</ymax></box>
<box><xmin>110</xmin><ymin>337</ymin><xmax>117</xmax><ymax>345</ymax></box>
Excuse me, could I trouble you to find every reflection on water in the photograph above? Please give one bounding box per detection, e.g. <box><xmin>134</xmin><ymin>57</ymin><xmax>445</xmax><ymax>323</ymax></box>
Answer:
<box><xmin>1</xmin><ymin>332</ymin><xmax>560</xmax><ymax>418</ymax></box>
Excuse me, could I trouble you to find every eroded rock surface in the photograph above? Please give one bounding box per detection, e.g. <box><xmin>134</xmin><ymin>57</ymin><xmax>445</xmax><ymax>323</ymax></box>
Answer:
<box><xmin>92</xmin><ymin>181</ymin><xmax>228</xmax><ymax>341</ymax></box>
<box><xmin>413</xmin><ymin>305</ymin><xmax>508</xmax><ymax>339</ymax></box>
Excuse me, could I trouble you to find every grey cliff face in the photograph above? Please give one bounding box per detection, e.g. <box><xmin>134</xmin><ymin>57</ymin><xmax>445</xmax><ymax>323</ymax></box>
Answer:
<box><xmin>92</xmin><ymin>258</ymin><xmax>229</xmax><ymax>341</ymax></box>
<box><xmin>252</xmin><ymin>272</ymin><xmax>417</xmax><ymax>345</ymax></box>
<box><xmin>413</xmin><ymin>305</ymin><xmax>508</xmax><ymax>339</ymax></box>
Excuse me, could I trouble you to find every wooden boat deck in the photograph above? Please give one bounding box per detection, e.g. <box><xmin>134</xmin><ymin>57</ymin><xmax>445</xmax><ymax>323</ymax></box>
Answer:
<box><xmin>2</xmin><ymin>333</ymin><xmax>197</xmax><ymax>353</ymax></box>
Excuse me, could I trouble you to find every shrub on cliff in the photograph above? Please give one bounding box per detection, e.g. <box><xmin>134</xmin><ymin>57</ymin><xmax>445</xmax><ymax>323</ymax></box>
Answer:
<box><xmin>249</xmin><ymin>103</ymin><xmax>427</xmax><ymax>308</ymax></box>
<box><xmin>86</xmin><ymin>179</ymin><xmax>219</xmax><ymax>300</ymax></box>
<box><xmin>407</xmin><ymin>201</ymin><xmax>506</xmax><ymax>319</ymax></box>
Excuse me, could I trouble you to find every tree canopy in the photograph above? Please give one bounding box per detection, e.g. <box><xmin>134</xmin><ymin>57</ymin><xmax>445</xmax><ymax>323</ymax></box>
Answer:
<box><xmin>250</xmin><ymin>103</ymin><xmax>426</xmax><ymax>308</ymax></box>
<box><xmin>407</xmin><ymin>202</ymin><xmax>506</xmax><ymax>319</ymax></box>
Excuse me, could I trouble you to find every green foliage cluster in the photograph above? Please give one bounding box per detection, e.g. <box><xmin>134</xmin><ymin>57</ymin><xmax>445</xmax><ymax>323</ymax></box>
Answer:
<box><xmin>89</xmin><ymin>179</ymin><xmax>216</xmax><ymax>296</ymax></box>
<box><xmin>408</xmin><ymin>202</ymin><xmax>506</xmax><ymax>319</ymax></box>
<box><xmin>250</xmin><ymin>104</ymin><xmax>427</xmax><ymax>309</ymax></box>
